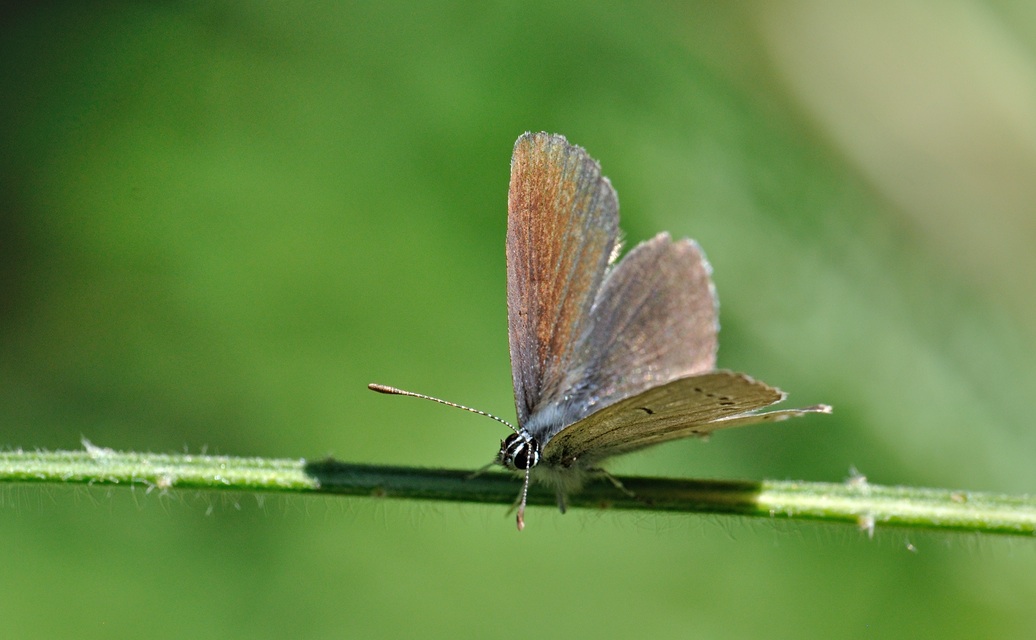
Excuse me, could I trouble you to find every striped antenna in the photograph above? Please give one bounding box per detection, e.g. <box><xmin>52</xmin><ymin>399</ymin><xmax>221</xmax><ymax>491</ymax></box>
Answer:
<box><xmin>368</xmin><ymin>383</ymin><xmax>520</xmax><ymax>436</ymax></box>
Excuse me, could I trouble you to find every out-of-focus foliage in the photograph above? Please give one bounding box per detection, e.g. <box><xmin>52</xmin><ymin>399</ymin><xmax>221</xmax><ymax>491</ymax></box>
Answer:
<box><xmin>2</xmin><ymin>2</ymin><xmax>1034</xmax><ymax>638</ymax></box>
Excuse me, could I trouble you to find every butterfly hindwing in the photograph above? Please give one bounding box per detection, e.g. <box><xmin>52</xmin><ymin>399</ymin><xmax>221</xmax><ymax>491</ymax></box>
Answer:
<box><xmin>541</xmin><ymin>371</ymin><xmax>829</xmax><ymax>467</ymax></box>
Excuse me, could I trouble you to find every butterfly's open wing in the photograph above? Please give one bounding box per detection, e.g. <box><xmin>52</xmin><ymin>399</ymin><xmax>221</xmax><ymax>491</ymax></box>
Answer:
<box><xmin>507</xmin><ymin>133</ymin><xmax>619</xmax><ymax>426</ymax></box>
<box><xmin>560</xmin><ymin>233</ymin><xmax>718</xmax><ymax>423</ymax></box>
<box><xmin>541</xmin><ymin>371</ymin><xmax>831</xmax><ymax>468</ymax></box>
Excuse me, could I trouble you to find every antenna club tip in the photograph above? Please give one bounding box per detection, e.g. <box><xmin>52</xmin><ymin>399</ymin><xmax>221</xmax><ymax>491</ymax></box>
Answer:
<box><xmin>368</xmin><ymin>383</ymin><xmax>399</xmax><ymax>394</ymax></box>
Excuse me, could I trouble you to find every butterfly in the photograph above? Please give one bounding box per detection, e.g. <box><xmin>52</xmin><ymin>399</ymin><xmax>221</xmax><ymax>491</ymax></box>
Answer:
<box><xmin>371</xmin><ymin>132</ymin><xmax>830</xmax><ymax>529</ymax></box>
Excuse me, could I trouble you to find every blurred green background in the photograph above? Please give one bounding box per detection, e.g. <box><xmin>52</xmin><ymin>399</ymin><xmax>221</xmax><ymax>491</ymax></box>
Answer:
<box><xmin>2</xmin><ymin>2</ymin><xmax>1035</xmax><ymax>638</ymax></box>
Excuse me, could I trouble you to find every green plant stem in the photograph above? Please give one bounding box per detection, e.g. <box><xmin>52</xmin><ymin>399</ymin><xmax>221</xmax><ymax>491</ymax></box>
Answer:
<box><xmin>0</xmin><ymin>443</ymin><xmax>1032</xmax><ymax>536</ymax></box>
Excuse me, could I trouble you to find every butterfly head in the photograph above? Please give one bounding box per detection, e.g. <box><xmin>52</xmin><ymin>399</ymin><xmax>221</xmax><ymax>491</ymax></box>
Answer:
<box><xmin>497</xmin><ymin>432</ymin><xmax>541</xmax><ymax>471</ymax></box>
<box><xmin>496</xmin><ymin>431</ymin><xmax>541</xmax><ymax>531</ymax></box>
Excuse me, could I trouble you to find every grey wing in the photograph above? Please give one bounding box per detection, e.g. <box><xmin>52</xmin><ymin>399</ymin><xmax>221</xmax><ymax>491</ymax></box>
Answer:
<box><xmin>541</xmin><ymin>371</ymin><xmax>831</xmax><ymax>468</ymax></box>
<box><xmin>557</xmin><ymin>233</ymin><xmax>718</xmax><ymax>425</ymax></box>
<box><xmin>507</xmin><ymin>133</ymin><xmax>620</xmax><ymax>426</ymax></box>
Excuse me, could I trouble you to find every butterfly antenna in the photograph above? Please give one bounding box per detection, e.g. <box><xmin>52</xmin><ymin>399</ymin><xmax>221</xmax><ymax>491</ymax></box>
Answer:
<box><xmin>516</xmin><ymin>467</ymin><xmax>531</xmax><ymax>531</ymax></box>
<box><xmin>368</xmin><ymin>383</ymin><xmax>521</xmax><ymax>436</ymax></box>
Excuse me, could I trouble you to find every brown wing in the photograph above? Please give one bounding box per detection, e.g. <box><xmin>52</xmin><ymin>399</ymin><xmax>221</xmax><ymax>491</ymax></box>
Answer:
<box><xmin>541</xmin><ymin>371</ymin><xmax>831</xmax><ymax>468</ymax></box>
<box><xmin>507</xmin><ymin>132</ymin><xmax>619</xmax><ymax>426</ymax></box>
<box><xmin>557</xmin><ymin>233</ymin><xmax>718</xmax><ymax>424</ymax></box>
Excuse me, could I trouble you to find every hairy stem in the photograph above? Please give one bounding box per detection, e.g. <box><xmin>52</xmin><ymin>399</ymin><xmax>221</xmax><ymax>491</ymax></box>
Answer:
<box><xmin>1</xmin><ymin>443</ymin><xmax>1032</xmax><ymax>536</ymax></box>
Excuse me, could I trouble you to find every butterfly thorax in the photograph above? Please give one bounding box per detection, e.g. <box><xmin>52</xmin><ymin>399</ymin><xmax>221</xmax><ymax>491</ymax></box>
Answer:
<box><xmin>523</xmin><ymin>400</ymin><xmax>584</xmax><ymax>442</ymax></box>
<box><xmin>498</xmin><ymin>430</ymin><xmax>590</xmax><ymax>507</ymax></box>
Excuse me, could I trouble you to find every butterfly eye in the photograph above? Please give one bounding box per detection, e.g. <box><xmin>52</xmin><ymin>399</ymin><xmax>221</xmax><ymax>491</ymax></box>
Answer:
<box><xmin>498</xmin><ymin>433</ymin><xmax>540</xmax><ymax>471</ymax></box>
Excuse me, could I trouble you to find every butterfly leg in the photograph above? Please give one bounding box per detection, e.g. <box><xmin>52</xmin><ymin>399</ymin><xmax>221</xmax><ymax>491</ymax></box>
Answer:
<box><xmin>590</xmin><ymin>468</ymin><xmax>639</xmax><ymax>500</ymax></box>
<box><xmin>555</xmin><ymin>490</ymin><xmax>568</xmax><ymax>514</ymax></box>
<box><xmin>466</xmin><ymin>459</ymin><xmax>496</xmax><ymax>480</ymax></box>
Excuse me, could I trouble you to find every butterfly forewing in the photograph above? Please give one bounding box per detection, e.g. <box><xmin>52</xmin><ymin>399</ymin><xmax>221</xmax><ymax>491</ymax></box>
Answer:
<box><xmin>556</xmin><ymin>233</ymin><xmax>719</xmax><ymax>428</ymax></box>
<box><xmin>541</xmin><ymin>371</ymin><xmax>817</xmax><ymax>467</ymax></box>
<box><xmin>507</xmin><ymin>133</ymin><xmax>619</xmax><ymax>426</ymax></box>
